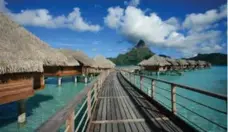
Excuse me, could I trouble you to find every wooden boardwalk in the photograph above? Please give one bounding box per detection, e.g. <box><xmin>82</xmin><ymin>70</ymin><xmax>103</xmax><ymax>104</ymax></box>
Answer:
<box><xmin>88</xmin><ymin>71</ymin><xmax>184</xmax><ymax>132</ymax></box>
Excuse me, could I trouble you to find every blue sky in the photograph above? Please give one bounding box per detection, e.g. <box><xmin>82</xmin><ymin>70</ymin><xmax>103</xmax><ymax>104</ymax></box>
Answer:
<box><xmin>1</xmin><ymin>0</ymin><xmax>227</xmax><ymax>58</ymax></box>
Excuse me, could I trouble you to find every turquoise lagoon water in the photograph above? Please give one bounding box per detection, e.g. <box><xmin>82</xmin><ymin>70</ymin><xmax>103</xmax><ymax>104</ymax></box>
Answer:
<box><xmin>127</xmin><ymin>66</ymin><xmax>227</xmax><ymax>132</ymax></box>
<box><xmin>0</xmin><ymin>76</ymin><xmax>93</xmax><ymax>132</ymax></box>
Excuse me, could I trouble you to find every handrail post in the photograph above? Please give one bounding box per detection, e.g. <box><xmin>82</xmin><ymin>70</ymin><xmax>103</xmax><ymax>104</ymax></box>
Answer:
<box><xmin>94</xmin><ymin>83</ymin><xmax>98</xmax><ymax>101</ymax></box>
<box><xmin>140</xmin><ymin>76</ymin><xmax>143</xmax><ymax>90</ymax></box>
<box><xmin>87</xmin><ymin>90</ymin><xmax>91</xmax><ymax>118</ymax></box>
<box><xmin>134</xmin><ymin>74</ymin><xmax>136</xmax><ymax>85</ymax></box>
<box><xmin>151</xmin><ymin>79</ymin><xmax>155</xmax><ymax>99</ymax></box>
<box><xmin>171</xmin><ymin>84</ymin><xmax>176</xmax><ymax>114</ymax></box>
<box><xmin>65</xmin><ymin>110</ymin><xmax>74</xmax><ymax>132</ymax></box>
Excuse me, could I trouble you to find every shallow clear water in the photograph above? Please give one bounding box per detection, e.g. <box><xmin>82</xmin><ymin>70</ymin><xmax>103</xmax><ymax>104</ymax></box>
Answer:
<box><xmin>0</xmin><ymin>76</ymin><xmax>92</xmax><ymax>132</ymax></box>
<box><xmin>126</xmin><ymin>66</ymin><xmax>227</xmax><ymax>132</ymax></box>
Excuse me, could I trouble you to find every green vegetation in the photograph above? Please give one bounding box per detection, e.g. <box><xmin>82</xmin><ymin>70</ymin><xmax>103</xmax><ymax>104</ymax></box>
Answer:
<box><xmin>109</xmin><ymin>40</ymin><xmax>154</xmax><ymax>65</ymax></box>
<box><xmin>109</xmin><ymin>40</ymin><xmax>227</xmax><ymax>66</ymax></box>
<box><xmin>188</xmin><ymin>53</ymin><xmax>227</xmax><ymax>65</ymax></box>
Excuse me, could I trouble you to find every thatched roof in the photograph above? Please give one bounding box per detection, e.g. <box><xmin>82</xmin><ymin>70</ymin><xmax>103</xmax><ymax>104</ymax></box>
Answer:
<box><xmin>0</xmin><ymin>13</ymin><xmax>69</xmax><ymax>67</ymax></box>
<box><xmin>59</xmin><ymin>49</ymin><xmax>80</xmax><ymax>66</ymax></box>
<box><xmin>176</xmin><ymin>59</ymin><xmax>189</xmax><ymax>65</ymax></box>
<box><xmin>138</xmin><ymin>55</ymin><xmax>171</xmax><ymax>66</ymax></box>
<box><xmin>138</xmin><ymin>59</ymin><xmax>147</xmax><ymax>66</ymax></box>
<box><xmin>72</xmin><ymin>51</ymin><xmax>97</xmax><ymax>67</ymax></box>
<box><xmin>197</xmin><ymin>60</ymin><xmax>207</xmax><ymax>65</ymax></box>
<box><xmin>165</xmin><ymin>58</ymin><xmax>179</xmax><ymax>66</ymax></box>
<box><xmin>94</xmin><ymin>55</ymin><xmax>115</xmax><ymax>68</ymax></box>
<box><xmin>187</xmin><ymin>60</ymin><xmax>197</xmax><ymax>65</ymax></box>
<box><xmin>0</xmin><ymin>57</ymin><xmax>43</xmax><ymax>74</ymax></box>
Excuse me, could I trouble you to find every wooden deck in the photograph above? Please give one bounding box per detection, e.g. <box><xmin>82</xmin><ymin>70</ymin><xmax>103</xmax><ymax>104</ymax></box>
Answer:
<box><xmin>88</xmin><ymin>72</ymin><xmax>184</xmax><ymax>132</ymax></box>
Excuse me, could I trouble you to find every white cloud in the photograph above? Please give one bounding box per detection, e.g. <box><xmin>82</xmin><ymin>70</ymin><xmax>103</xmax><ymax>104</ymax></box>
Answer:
<box><xmin>165</xmin><ymin>17</ymin><xmax>180</xmax><ymax>29</ymax></box>
<box><xmin>104</xmin><ymin>7</ymin><xmax>124</xmax><ymax>29</ymax></box>
<box><xmin>1</xmin><ymin>0</ymin><xmax>100</xmax><ymax>32</ymax></box>
<box><xmin>104</xmin><ymin>6</ymin><xmax>177</xmax><ymax>44</ymax></box>
<box><xmin>166</xmin><ymin>30</ymin><xmax>223</xmax><ymax>56</ymax></box>
<box><xmin>124</xmin><ymin>0</ymin><xmax>140</xmax><ymax>7</ymax></box>
<box><xmin>0</xmin><ymin>0</ymin><xmax>8</xmax><ymax>12</ymax></box>
<box><xmin>104</xmin><ymin>5</ymin><xmax>226</xmax><ymax>57</ymax></box>
<box><xmin>183</xmin><ymin>4</ymin><xmax>227</xmax><ymax>32</ymax></box>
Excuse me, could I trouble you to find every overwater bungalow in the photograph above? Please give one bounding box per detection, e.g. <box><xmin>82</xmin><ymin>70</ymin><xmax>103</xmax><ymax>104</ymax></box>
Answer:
<box><xmin>1</xmin><ymin>13</ymin><xmax>81</xmax><ymax>87</ymax></box>
<box><xmin>0</xmin><ymin>13</ymin><xmax>72</xmax><ymax>124</ymax></box>
<box><xmin>72</xmin><ymin>50</ymin><xmax>98</xmax><ymax>75</ymax></box>
<box><xmin>93</xmin><ymin>55</ymin><xmax>116</xmax><ymax>72</ymax></box>
<box><xmin>176</xmin><ymin>59</ymin><xmax>189</xmax><ymax>70</ymax></box>
<box><xmin>205</xmin><ymin>62</ymin><xmax>212</xmax><ymax>68</ymax></box>
<box><xmin>197</xmin><ymin>60</ymin><xmax>207</xmax><ymax>69</ymax></box>
<box><xmin>187</xmin><ymin>60</ymin><xmax>197</xmax><ymax>70</ymax></box>
<box><xmin>165</xmin><ymin>58</ymin><xmax>179</xmax><ymax>70</ymax></box>
<box><xmin>0</xmin><ymin>13</ymin><xmax>76</xmax><ymax>89</ymax></box>
<box><xmin>138</xmin><ymin>55</ymin><xmax>171</xmax><ymax>75</ymax></box>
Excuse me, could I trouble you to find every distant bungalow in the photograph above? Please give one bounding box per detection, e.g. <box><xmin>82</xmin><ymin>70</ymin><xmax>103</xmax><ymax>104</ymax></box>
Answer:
<box><xmin>94</xmin><ymin>55</ymin><xmax>116</xmax><ymax>73</ymax></box>
<box><xmin>176</xmin><ymin>59</ymin><xmax>189</xmax><ymax>70</ymax></box>
<box><xmin>165</xmin><ymin>58</ymin><xmax>179</xmax><ymax>70</ymax></box>
<box><xmin>138</xmin><ymin>54</ymin><xmax>211</xmax><ymax>75</ymax></box>
<box><xmin>187</xmin><ymin>60</ymin><xmax>197</xmax><ymax>70</ymax></box>
<box><xmin>138</xmin><ymin>55</ymin><xmax>171</xmax><ymax>75</ymax></box>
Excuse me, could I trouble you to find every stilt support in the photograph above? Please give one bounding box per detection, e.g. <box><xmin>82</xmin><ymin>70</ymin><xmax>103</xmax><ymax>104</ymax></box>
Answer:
<box><xmin>58</xmin><ymin>77</ymin><xmax>62</xmax><ymax>86</ymax></box>
<box><xmin>18</xmin><ymin>99</ymin><xmax>26</xmax><ymax>126</ymax></box>
<box><xmin>85</xmin><ymin>76</ymin><xmax>88</xmax><ymax>84</ymax></box>
<box><xmin>74</xmin><ymin>76</ymin><xmax>77</xmax><ymax>83</ymax></box>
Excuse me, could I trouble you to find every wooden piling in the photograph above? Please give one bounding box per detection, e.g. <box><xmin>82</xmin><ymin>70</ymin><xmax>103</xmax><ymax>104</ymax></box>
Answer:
<box><xmin>18</xmin><ymin>99</ymin><xmax>26</xmax><ymax>125</ymax></box>
<box><xmin>58</xmin><ymin>77</ymin><xmax>62</xmax><ymax>86</ymax></box>
<box><xmin>74</xmin><ymin>76</ymin><xmax>77</xmax><ymax>83</ymax></box>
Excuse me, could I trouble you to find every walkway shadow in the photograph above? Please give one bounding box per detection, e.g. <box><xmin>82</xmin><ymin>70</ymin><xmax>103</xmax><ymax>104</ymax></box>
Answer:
<box><xmin>0</xmin><ymin>94</ymin><xmax>53</xmax><ymax>127</ymax></box>
<box><xmin>116</xmin><ymin>72</ymin><xmax>194</xmax><ymax>132</ymax></box>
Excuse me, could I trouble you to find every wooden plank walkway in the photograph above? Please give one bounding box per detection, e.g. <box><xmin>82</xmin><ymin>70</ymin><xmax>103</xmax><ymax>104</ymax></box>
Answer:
<box><xmin>88</xmin><ymin>71</ymin><xmax>184</xmax><ymax>132</ymax></box>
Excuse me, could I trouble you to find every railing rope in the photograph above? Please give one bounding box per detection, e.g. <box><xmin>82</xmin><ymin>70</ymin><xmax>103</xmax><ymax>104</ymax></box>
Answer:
<box><xmin>171</xmin><ymin>84</ymin><xmax>177</xmax><ymax>114</ymax></box>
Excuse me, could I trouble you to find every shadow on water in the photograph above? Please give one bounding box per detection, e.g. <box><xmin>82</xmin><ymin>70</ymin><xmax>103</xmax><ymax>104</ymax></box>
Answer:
<box><xmin>0</xmin><ymin>94</ymin><xmax>53</xmax><ymax>127</ymax></box>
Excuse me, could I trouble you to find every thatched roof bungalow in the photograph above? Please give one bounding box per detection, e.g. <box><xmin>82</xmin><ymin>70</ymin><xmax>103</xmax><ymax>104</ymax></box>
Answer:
<box><xmin>165</xmin><ymin>58</ymin><xmax>179</xmax><ymax>70</ymax></box>
<box><xmin>0</xmin><ymin>53</ymin><xmax>43</xmax><ymax>104</ymax></box>
<box><xmin>187</xmin><ymin>60</ymin><xmax>197</xmax><ymax>69</ymax></box>
<box><xmin>71</xmin><ymin>50</ymin><xmax>98</xmax><ymax>75</ymax></box>
<box><xmin>196</xmin><ymin>60</ymin><xmax>207</xmax><ymax>68</ymax></box>
<box><xmin>42</xmin><ymin>49</ymin><xmax>81</xmax><ymax>77</ymax></box>
<box><xmin>205</xmin><ymin>62</ymin><xmax>212</xmax><ymax>68</ymax></box>
<box><xmin>94</xmin><ymin>55</ymin><xmax>115</xmax><ymax>71</ymax></box>
<box><xmin>176</xmin><ymin>59</ymin><xmax>189</xmax><ymax>70</ymax></box>
<box><xmin>138</xmin><ymin>55</ymin><xmax>171</xmax><ymax>73</ymax></box>
<box><xmin>0</xmin><ymin>13</ymin><xmax>76</xmax><ymax>104</ymax></box>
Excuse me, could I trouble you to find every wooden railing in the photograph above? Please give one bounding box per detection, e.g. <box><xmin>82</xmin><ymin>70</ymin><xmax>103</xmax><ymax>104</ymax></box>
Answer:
<box><xmin>120</xmin><ymin>70</ymin><xmax>227</xmax><ymax>132</ymax></box>
<box><xmin>36</xmin><ymin>70</ymin><xmax>110</xmax><ymax>132</ymax></box>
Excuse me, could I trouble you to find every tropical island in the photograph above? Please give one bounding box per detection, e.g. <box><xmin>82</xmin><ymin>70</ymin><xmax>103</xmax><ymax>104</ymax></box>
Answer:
<box><xmin>109</xmin><ymin>40</ymin><xmax>227</xmax><ymax>66</ymax></box>
<box><xmin>0</xmin><ymin>0</ymin><xmax>227</xmax><ymax>132</ymax></box>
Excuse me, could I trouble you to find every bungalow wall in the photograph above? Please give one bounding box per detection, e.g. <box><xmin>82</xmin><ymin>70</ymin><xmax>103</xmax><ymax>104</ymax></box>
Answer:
<box><xmin>44</xmin><ymin>66</ymin><xmax>82</xmax><ymax>77</ymax></box>
<box><xmin>144</xmin><ymin>66</ymin><xmax>169</xmax><ymax>72</ymax></box>
<box><xmin>0</xmin><ymin>73</ymin><xmax>35</xmax><ymax>104</ymax></box>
